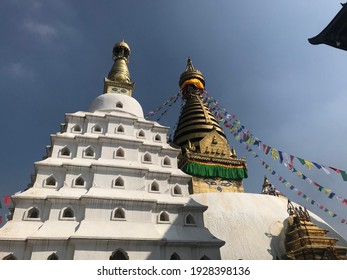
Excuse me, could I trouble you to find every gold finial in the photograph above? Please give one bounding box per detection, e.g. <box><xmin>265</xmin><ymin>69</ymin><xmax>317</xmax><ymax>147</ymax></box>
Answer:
<box><xmin>187</xmin><ymin>139</ymin><xmax>196</xmax><ymax>151</ymax></box>
<box><xmin>231</xmin><ymin>147</ymin><xmax>237</xmax><ymax>158</ymax></box>
<box><xmin>263</xmin><ymin>176</ymin><xmax>270</xmax><ymax>186</ymax></box>
<box><xmin>108</xmin><ymin>40</ymin><xmax>132</xmax><ymax>83</ymax></box>
<box><xmin>112</xmin><ymin>40</ymin><xmax>130</xmax><ymax>62</ymax></box>
<box><xmin>104</xmin><ymin>40</ymin><xmax>134</xmax><ymax>95</ymax></box>
<box><xmin>179</xmin><ymin>57</ymin><xmax>205</xmax><ymax>91</ymax></box>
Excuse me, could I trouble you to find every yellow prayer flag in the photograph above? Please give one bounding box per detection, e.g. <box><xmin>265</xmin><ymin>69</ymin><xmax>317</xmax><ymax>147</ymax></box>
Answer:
<box><xmin>271</xmin><ymin>148</ymin><xmax>279</xmax><ymax>160</ymax></box>
<box><xmin>247</xmin><ymin>137</ymin><xmax>253</xmax><ymax>144</ymax></box>
<box><xmin>304</xmin><ymin>160</ymin><xmax>313</xmax><ymax>170</ymax></box>
<box><xmin>324</xmin><ymin>188</ymin><xmax>331</xmax><ymax>194</ymax></box>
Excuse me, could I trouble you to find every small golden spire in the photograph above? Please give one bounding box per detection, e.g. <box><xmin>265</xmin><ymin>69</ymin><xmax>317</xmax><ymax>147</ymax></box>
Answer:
<box><xmin>104</xmin><ymin>40</ymin><xmax>134</xmax><ymax>96</ymax></box>
<box><xmin>231</xmin><ymin>147</ymin><xmax>237</xmax><ymax>158</ymax></box>
<box><xmin>108</xmin><ymin>40</ymin><xmax>132</xmax><ymax>83</ymax></box>
<box><xmin>179</xmin><ymin>57</ymin><xmax>205</xmax><ymax>91</ymax></box>
<box><xmin>263</xmin><ymin>176</ymin><xmax>270</xmax><ymax>186</ymax></box>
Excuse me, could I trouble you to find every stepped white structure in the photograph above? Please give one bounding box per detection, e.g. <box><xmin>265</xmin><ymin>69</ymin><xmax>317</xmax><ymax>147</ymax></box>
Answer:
<box><xmin>0</xmin><ymin>41</ymin><xmax>224</xmax><ymax>260</ymax></box>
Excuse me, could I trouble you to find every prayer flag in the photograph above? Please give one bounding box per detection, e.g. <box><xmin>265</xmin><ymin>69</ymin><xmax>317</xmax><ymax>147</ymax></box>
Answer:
<box><xmin>306</xmin><ymin>177</ymin><xmax>313</xmax><ymax>184</ymax></box>
<box><xmin>324</xmin><ymin>188</ymin><xmax>332</xmax><ymax>195</ymax></box>
<box><xmin>340</xmin><ymin>170</ymin><xmax>347</xmax><ymax>181</ymax></box>
<box><xmin>297</xmin><ymin>157</ymin><xmax>306</xmax><ymax>166</ymax></box>
<box><xmin>329</xmin><ymin>167</ymin><xmax>340</xmax><ymax>174</ymax></box>
<box><xmin>265</xmin><ymin>146</ymin><xmax>270</xmax><ymax>154</ymax></box>
<box><xmin>321</xmin><ymin>166</ymin><xmax>331</xmax><ymax>175</ymax></box>
<box><xmin>0</xmin><ymin>215</ymin><xmax>2</xmax><ymax>224</ymax></box>
<box><xmin>312</xmin><ymin>162</ymin><xmax>322</xmax><ymax>169</ymax></box>
<box><xmin>328</xmin><ymin>192</ymin><xmax>336</xmax><ymax>199</ymax></box>
<box><xmin>304</xmin><ymin>160</ymin><xmax>313</xmax><ymax>170</ymax></box>
<box><xmin>271</xmin><ymin>148</ymin><xmax>279</xmax><ymax>160</ymax></box>
<box><xmin>0</xmin><ymin>200</ymin><xmax>2</xmax><ymax>209</ymax></box>
<box><xmin>278</xmin><ymin>151</ymin><xmax>284</xmax><ymax>163</ymax></box>
<box><xmin>3</xmin><ymin>195</ymin><xmax>11</xmax><ymax>205</ymax></box>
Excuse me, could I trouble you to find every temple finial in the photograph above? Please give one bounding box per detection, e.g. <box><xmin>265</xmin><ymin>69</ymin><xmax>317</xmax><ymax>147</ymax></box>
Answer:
<box><xmin>104</xmin><ymin>40</ymin><xmax>134</xmax><ymax>96</ymax></box>
<box><xmin>179</xmin><ymin>57</ymin><xmax>205</xmax><ymax>92</ymax></box>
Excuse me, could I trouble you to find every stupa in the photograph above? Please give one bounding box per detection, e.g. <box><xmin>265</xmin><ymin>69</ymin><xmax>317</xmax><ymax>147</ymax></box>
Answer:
<box><xmin>173</xmin><ymin>58</ymin><xmax>347</xmax><ymax>260</ymax></box>
<box><xmin>173</xmin><ymin>58</ymin><xmax>248</xmax><ymax>194</ymax></box>
<box><xmin>0</xmin><ymin>41</ymin><xmax>224</xmax><ymax>260</ymax></box>
<box><xmin>0</xmin><ymin>41</ymin><xmax>346</xmax><ymax>260</ymax></box>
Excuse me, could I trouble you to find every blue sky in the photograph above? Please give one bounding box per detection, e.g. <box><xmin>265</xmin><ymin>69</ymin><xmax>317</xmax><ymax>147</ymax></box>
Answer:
<box><xmin>0</xmin><ymin>1</ymin><xmax>347</xmax><ymax>239</ymax></box>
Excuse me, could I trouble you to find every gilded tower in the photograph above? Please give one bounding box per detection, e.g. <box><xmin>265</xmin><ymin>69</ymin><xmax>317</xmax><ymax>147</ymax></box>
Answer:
<box><xmin>104</xmin><ymin>40</ymin><xmax>134</xmax><ymax>96</ymax></box>
<box><xmin>173</xmin><ymin>59</ymin><xmax>248</xmax><ymax>194</ymax></box>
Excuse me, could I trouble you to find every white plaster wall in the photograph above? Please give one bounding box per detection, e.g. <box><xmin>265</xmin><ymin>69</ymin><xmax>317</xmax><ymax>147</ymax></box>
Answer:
<box><xmin>92</xmin><ymin>167</ymin><xmax>145</xmax><ymax>191</ymax></box>
<box><xmin>34</xmin><ymin>165</ymin><xmax>66</xmax><ymax>189</ymax></box>
<box><xmin>192</xmin><ymin>192</ymin><xmax>347</xmax><ymax>260</ymax></box>
<box><xmin>0</xmin><ymin>106</ymin><xmax>223</xmax><ymax>260</ymax></box>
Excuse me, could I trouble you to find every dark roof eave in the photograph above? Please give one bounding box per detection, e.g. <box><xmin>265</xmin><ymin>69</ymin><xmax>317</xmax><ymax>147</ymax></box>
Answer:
<box><xmin>308</xmin><ymin>3</ymin><xmax>347</xmax><ymax>51</ymax></box>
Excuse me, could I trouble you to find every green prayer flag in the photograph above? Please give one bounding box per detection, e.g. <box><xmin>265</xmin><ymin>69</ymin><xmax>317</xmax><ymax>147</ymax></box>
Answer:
<box><xmin>340</xmin><ymin>170</ymin><xmax>347</xmax><ymax>181</ymax></box>
<box><xmin>297</xmin><ymin>157</ymin><xmax>306</xmax><ymax>165</ymax></box>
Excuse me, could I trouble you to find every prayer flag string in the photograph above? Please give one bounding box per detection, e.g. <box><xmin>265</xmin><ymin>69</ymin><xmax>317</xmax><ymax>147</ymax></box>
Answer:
<box><xmin>145</xmin><ymin>92</ymin><xmax>180</xmax><ymax>119</ymax></box>
<box><xmin>200</xmin><ymin>91</ymin><xmax>347</xmax><ymax>223</ymax></box>
<box><xmin>201</xmin><ymin>91</ymin><xmax>347</xmax><ymax>183</ymax></box>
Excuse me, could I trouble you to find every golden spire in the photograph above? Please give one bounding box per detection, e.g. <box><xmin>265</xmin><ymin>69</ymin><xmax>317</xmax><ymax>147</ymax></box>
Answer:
<box><xmin>179</xmin><ymin>58</ymin><xmax>205</xmax><ymax>94</ymax></box>
<box><xmin>174</xmin><ymin>58</ymin><xmax>226</xmax><ymax>149</ymax></box>
<box><xmin>104</xmin><ymin>40</ymin><xmax>134</xmax><ymax>96</ymax></box>
<box><xmin>174</xmin><ymin>58</ymin><xmax>248</xmax><ymax>194</ymax></box>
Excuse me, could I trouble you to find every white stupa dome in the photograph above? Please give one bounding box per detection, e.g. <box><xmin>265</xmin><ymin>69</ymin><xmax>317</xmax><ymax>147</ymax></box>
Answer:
<box><xmin>89</xmin><ymin>93</ymin><xmax>144</xmax><ymax>118</ymax></box>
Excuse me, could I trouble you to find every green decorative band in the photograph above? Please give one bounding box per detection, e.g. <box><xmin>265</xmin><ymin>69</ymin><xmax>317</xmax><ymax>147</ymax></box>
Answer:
<box><xmin>182</xmin><ymin>161</ymin><xmax>248</xmax><ymax>180</ymax></box>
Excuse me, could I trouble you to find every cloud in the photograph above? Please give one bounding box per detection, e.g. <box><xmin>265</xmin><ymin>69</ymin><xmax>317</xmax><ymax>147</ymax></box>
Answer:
<box><xmin>2</xmin><ymin>62</ymin><xmax>35</xmax><ymax>80</ymax></box>
<box><xmin>23</xmin><ymin>20</ymin><xmax>57</xmax><ymax>38</ymax></box>
<box><xmin>8</xmin><ymin>63</ymin><xmax>25</xmax><ymax>77</ymax></box>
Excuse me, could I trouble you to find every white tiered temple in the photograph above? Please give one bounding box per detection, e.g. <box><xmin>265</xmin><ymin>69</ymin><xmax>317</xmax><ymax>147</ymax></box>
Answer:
<box><xmin>0</xmin><ymin>41</ymin><xmax>223</xmax><ymax>260</ymax></box>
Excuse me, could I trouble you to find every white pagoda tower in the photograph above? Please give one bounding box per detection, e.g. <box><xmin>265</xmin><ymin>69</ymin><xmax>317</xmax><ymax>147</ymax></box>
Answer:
<box><xmin>0</xmin><ymin>40</ymin><xmax>224</xmax><ymax>260</ymax></box>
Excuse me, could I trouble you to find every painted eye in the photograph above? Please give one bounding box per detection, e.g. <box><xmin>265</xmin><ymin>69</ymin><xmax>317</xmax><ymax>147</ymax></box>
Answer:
<box><xmin>221</xmin><ymin>181</ymin><xmax>232</xmax><ymax>187</ymax></box>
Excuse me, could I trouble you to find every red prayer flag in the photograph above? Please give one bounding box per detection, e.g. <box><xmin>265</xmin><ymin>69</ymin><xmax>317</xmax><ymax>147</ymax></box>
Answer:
<box><xmin>329</xmin><ymin>166</ymin><xmax>340</xmax><ymax>174</ymax></box>
<box><xmin>0</xmin><ymin>215</ymin><xmax>2</xmax><ymax>224</ymax></box>
<box><xmin>3</xmin><ymin>195</ymin><xmax>11</xmax><ymax>205</ymax></box>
